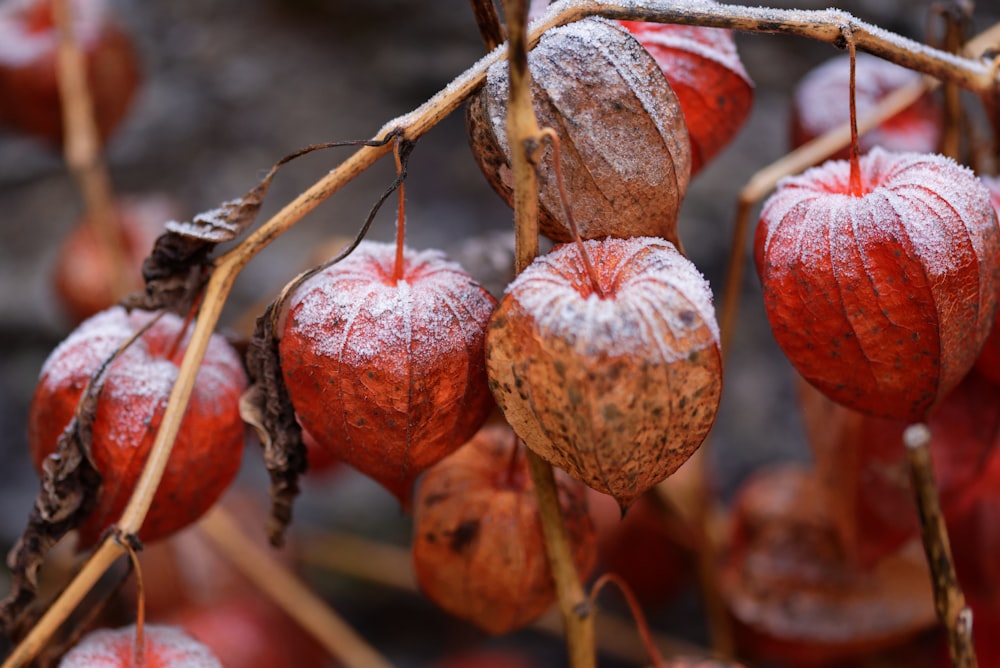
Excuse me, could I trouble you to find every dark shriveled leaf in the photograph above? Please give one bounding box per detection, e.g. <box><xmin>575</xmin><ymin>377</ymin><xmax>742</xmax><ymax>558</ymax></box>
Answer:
<box><xmin>0</xmin><ymin>383</ymin><xmax>102</xmax><ymax>635</ymax></box>
<box><xmin>243</xmin><ymin>302</ymin><xmax>307</xmax><ymax>548</ymax></box>
<box><xmin>0</xmin><ymin>315</ymin><xmax>160</xmax><ymax>635</ymax></box>
<box><xmin>125</xmin><ymin>134</ymin><xmax>404</xmax><ymax>315</ymax></box>
<box><xmin>240</xmin><ymin>134</ymin><xmax>412</xmax><ymax>544</ymax></box>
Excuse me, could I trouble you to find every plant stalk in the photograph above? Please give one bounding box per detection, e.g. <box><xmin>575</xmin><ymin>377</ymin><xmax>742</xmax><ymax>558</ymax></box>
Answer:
<box><xmin>52</xmin><ymin>0</ymin><xmax>129</xmax><ymax>301</ymax></box>
<box><xmin>504</xmin><ymin>0</ymin><xmax>595</xmax><ymax>665</ymax></box>
<box><xmin>904</xmin><ymin>424</ymin><xmax>978</xmax><ymax>668</ymax></box>
<box><xmin>469</xmin><ymin>0</ymin><xmax>506</xmax><ymax>50</ymax></box>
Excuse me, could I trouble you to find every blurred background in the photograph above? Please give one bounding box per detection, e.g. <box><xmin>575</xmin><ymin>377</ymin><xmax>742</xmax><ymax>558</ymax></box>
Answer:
<box><xmin>1</xmin><ymin>0</ymin><xmax>999</xmax><ymax>666</ymax></box>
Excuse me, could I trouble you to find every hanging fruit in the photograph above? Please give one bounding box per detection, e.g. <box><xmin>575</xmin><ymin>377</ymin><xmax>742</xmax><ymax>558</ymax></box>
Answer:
<box><xmin>279</xmin><ymin>240</ymin><xmax>497</xmax><ymax>506</ymax></box>
<box><xmin>467</xmin><ymin>17</ymin><xmax>690</xmax><ymax>246</ymax></box>
<box><xmin>974</xmin><ymin>175</ymin><xmax>1000</xmax><ymax>385</ymax></box>
<box><xmin>720</xmin><ymin>463</ymin><xmax>936</xmax><ymax>666</ymax></box>
<box><xmin>412</xmin><ymin>422</ymin><xmax>596</xmax><ymax>635</ymax></box>
<box><xmin>487</xmin><ymin>236</ymin><xmax>721</xmax><ymax>509</ymax></box>
<box><xmin>58</xmin><ymin>624</ymin><xmax>222</xmax><ymax>667</ymax></box>
<box><xmin>619</xmin><ymin>16</ymin><xmax>754</xmax><ymax>175</ymax></box>
<box><xmin>52</xmin><ymin>194</ymin><xmax>178</xmax><ymax>325</ymax></box>
<box><xmin>755</xmin><ymin>148</ymin><xmax>1000</xmax><ymax>420</ymax></box>
<box><xmin>28</xmin><ymin>306</ymin><xmax>247</xmax><ymax>547</ymax></box>
<box><xmin>0</xmin><ymin>0</ymin><xmax>140</xmax><ymax>147</ymax></box>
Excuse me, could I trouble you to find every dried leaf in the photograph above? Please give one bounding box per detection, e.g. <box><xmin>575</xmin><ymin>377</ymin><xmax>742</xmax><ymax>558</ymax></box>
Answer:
<box><xmin>1</xmin><ymin>373</ymin><xmax>103</xmax><ymax>635</ymax></box>
<box><xmin>243</xmin><ymin>302</ymin><xmax>307</xmax><ymax>548</ymax></box>
<box><xmin>124</xmin><ymin>230</ymin><xmax>214</xmax><ymax>314</ymax></box>
<box><xmin>127</xmin><ymin>136</ymin><xmax>403</xmax><ymax>315</ymax></box>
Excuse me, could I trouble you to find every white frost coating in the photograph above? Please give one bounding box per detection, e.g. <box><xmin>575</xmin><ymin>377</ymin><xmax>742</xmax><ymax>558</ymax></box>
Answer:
<box><xmin>507</xmin><ymin>237</ymin><xmax>718</xmax><ymax>361</ymax></box>
<box><xmin>625</xmin><ymin>19</ymin><xmax>752</xmax><ymax>84</ymax></box>
<box><xmin>0</xmin><ymin>0</ymin><xmax>107</xmax><ymax>64</ymax></box>
<box><xmin>286</xmin><ymin>241</ymin><xmax>496</xmax><ymax>373</ymax></box>
<box><xmin>165</xmin><ymin>198</ymin><xmax>243</xmax><ymax>242</ymax></box>
<box><xmin>760</xmin><ymin>148</ymin><xmax>994</xmax><ymax>281</ymax></box>
<box><xmin>59</xmin><ymin>624</ymin><xmax>222</xmax><ymax>667</ymax></box>
<box><xmin>38</xmin><ymin>306</ymin><xmax>247</xmax><ymax>450</ymax></box>
<box><xmin>591</xmin><ymin>19</ymin><xmax>691</xmax><ymax>182</ymax></box>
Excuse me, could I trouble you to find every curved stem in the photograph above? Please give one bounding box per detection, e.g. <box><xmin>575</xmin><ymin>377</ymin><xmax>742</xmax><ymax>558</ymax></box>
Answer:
<box><xmin>540</xmin><ymin>128</ymin><xmax>605</xmax><ymax>298</ymax></box>
<box><xmin>590</xmin><ymin>573</ymin><xmax>664</xmax><ymax>667</ymax></box>
<box><xmin>119</xmin><ymin>539</ymin><xmax>146</xmax><ymax>668</ymax></box>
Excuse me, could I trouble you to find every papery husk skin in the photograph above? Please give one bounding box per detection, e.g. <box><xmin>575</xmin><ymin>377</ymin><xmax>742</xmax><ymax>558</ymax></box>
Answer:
<box><xmin>755</xmin><ymin>148</ymin><xmax>1000</xmax><ymax>421</ymax></box>
<box><xmin>486</xmin><ymin>237</ymin><xmax>721</xmax><ymax>510</ymax></box>
<box><xmin>28</xmin><ymin>307</ymin><xmax>247</xmax><ymax>547</ymax></box>
<box><xmin>412</xmin><ymin>423</ymin><xmax>596</xmax><ymax>635</ymax></box>
<box><xmin>620</xmin><ymin>18</ymin><xmax>754</xmax><ymax>175</ymax></box>
<box><xmin>279</xmin><ymin>242</ymin><xmax>497</xmax><ymax>507</ymax></box>
<box><xmin>466</xmin><ymin>17</ymin><xmax>690</xmax><ymax>246</ymax></box>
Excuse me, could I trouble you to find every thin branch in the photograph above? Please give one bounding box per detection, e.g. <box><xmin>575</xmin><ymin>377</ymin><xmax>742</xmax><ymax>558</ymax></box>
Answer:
<box><xmin>904</xmin><ymin>424</ymin><xmax>978</xmax><ymax>668</ymax></box>
<box><xmin>52</xmin><ymin>0</ymin><xmax>127</xmax><ymax>299</ymax></box>
<box><xmin>197</xmin><ymin>507</ymin><xmax>393</xmax><ymax>668</ymax></box>
<box><xmin>504</xmin><ymin>0</ymin><xmax>594</xmax><ymax>665</ymax></box>
<box><xmin>469</xmin><ymin>0</ymin><xmax>506</xmax><ymax>50</ymax></box>
<box><xmin>6</xmin><ymin>4</ymin><xmax>1000</xmax><ymax>665</ymax></box>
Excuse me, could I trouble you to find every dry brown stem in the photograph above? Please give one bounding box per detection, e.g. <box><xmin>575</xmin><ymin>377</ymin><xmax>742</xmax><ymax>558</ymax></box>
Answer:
<box><xmin>197</xmin><ymin>507</ymin><xmax>392</xmax><ymax>668</ymax></box>
<box><xmin>52</xmin><ymin>0</ymin><xmax>127</xmax><ymax>299</ymax></box>
<box><xmin>470</xmin><ymin>0</ymin><xmax>506</xmax><ymax>50</ymax></box>
<box><xmin>6</xmin><ymin>4</ymin><xmax>1000</xmax><ymax>666</ymax></box>
<box><xmin>504</xmin><ymin>1</ymin><xmax>595</xmax><ymax>665</ymax></box>
<box><xmin>904</xmin><ymin>424</ymin><xmax>978</xmax><ymax>668</ymax></box>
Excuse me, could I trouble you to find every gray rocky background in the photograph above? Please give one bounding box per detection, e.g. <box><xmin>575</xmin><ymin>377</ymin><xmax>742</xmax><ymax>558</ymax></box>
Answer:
<box><xmin>0</xmin><ymin>0</ymin><xmax>999</xmax><ymax>665</ymax></box>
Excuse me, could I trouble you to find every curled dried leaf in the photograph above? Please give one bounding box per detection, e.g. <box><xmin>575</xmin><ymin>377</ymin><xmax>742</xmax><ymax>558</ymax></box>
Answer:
<box><xmin>243</xmin><ymin>303</ymin><xmax>308</xmax><ymax>548</ymax></box>
<box><xmin>0</xmin><ymin>316</ymin><xmax>150</xmax><ymax>634</ymax></box>
<box><xmin>127</xmin><ymin>135</ymin><xmax>403</xmax><ymax>314</ymax></box>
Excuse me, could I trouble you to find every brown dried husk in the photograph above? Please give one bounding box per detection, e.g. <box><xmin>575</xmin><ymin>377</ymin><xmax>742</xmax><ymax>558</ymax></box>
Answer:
<box><xmin>720</xmin><ymin>464</ymin><xmax>935</xmax><ymax>665</ymax></box>
<box><xmin>486</xmin><ymin>237</ymin><xmax>721</xmax><ymax>509</ymax></box>
<box><xmin>412</xmin><ymin>422</ymin><xmax>596</xmax><ymax>636</ymax></box>
<box><xmin>466</xmin><ymin>17</ymin><xmax>690</xmax><ymax>245</ymax></box>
